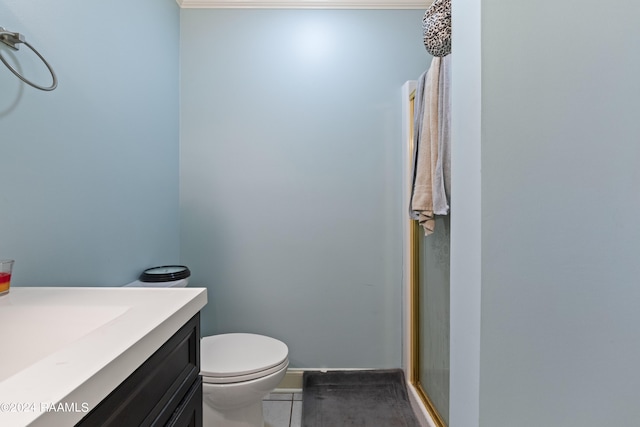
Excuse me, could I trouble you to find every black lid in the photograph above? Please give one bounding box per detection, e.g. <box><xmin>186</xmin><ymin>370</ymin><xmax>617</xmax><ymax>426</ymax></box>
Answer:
<box><xmin>139</xmin><ymin>265</ymin><xmax>191</xmax><ymax>283</ymax></box>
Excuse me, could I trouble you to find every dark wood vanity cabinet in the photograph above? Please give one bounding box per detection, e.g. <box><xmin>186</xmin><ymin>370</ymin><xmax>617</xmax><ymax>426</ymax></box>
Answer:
<box><xmin>77</xmin><ymin>313</ymin><xmax>202</xmax><ymax>427</ymax></box>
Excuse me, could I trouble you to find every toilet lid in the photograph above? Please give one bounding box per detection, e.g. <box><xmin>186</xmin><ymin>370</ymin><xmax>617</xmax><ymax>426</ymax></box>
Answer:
<box><xmin>201</xmin><ymin>333</ymin><xmax>289</xmax><ymax>378</ymax></box>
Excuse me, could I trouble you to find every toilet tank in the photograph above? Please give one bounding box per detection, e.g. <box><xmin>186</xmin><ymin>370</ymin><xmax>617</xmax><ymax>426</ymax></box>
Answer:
<box><xmin>125</xmin><ymin>265</ymin><xmax>191</xmax><ymax>288</ymax></box>
<box><xmin>123</xmin><ymin>278</ymin><xmax>189</xmax><ymax>288</ymax></box>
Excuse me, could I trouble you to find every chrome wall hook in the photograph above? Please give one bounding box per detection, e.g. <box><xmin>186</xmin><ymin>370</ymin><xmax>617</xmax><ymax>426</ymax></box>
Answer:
<box><xmin>0</xmin><ymin>27</ymin><xmax>25</xmax><ymax>51</ymax></box>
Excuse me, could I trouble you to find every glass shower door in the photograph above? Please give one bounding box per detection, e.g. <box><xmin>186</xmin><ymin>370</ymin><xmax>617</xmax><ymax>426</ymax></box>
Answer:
<box><xmin>407</xmin><ymin>88</ymin><xmax>450</xmax><ymax>427</ymax></box>
<box><xmin>414</xmin><ymin>217</ymin><xmax>450</xmax><ymax>425</ymax></box>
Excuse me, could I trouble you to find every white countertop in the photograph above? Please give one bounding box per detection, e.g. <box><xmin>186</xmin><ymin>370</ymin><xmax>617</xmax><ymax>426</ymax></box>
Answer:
<box><xmin>0</xmin><ymin>287</ymin><xmax>207</xmax><ymax>427</ymax></box>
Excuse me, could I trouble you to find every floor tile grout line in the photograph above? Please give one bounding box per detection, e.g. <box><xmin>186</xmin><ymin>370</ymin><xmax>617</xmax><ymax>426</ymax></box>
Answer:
<box><xmin>288</xmin><ymin>399</ymin><xmax>294</xmax><ymax>427</ymax></box>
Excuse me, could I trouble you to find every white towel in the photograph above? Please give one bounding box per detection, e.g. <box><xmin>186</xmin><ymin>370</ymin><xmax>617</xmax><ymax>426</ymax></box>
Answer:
<box><xmin>410</xmin><ymin>57</ymin><xmax>441</xmax><ymax>235</ymax></box>
<box><xmin>432</xmin><ymin>54</ymin><xmax>451</xmax><ymax>215</ymax></box>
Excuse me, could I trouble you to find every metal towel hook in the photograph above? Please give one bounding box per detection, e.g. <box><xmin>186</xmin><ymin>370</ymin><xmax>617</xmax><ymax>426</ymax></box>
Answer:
<box><xmin>0</xmin><ymin>27</ymin><xmax>57</xmax><ymax>91</ymax></box>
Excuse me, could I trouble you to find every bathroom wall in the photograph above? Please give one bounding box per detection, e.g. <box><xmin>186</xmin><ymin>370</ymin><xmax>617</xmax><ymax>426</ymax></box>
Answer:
<box><xmin>180</xmin><ymin>9</ymin><xmax>428</xmax><ymax>368</ymax></box>
<box><xmin>449</xmin><ymin>0</ymin><xmax>481</xmax><ymax>426</ymax></box>
<box><xmin>0</xmin><ymin>0</ymin><xmax>180</xmax><ymax>286</ymax></box>
<box><xmin>452</xmin><ymin>0</ymin><xmax>640</xmax><ymax>426</ymax></box>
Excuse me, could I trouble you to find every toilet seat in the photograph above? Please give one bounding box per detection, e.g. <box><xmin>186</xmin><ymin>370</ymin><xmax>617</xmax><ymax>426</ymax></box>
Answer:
<box><xmin>201</xmin><ymin>333</ymin><xmax>289</xmax><ymax>384</ymax></box>
<box><xmin>201</xmin><ymin>359</ymin><xmax>289</xmax><ymax>384</ymax></box>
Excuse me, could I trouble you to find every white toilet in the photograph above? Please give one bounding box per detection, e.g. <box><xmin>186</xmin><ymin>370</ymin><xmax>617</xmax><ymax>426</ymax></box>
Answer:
<box><xmin>126</xmin><ymin>266</ymin><xmax>289</xmax><ymax>427</ymax></box>
<box><xmin>200</xmin><ymin>333</ymin><xmax>289</xmax><ymax>427</ymax></box>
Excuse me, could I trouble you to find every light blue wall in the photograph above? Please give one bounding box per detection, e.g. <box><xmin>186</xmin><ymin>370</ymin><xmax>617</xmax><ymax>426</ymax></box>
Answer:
<box><xmin>180</xmin><ymin>9</ymin><xmax>428</xmax><ymax>368</ymax></box>
<box><xmin>0</xmin><ymin>0</ymin><xmax>180</xmax><ymax>286</ymax></box>
<box><xmin>477</xmin><ymin>0</ymin><xmax>640</xmax><ymax>425</ymax></box>
<box><xmin>449</xmin><ymin>0</ymin><xmax>482</xmax><ymax>426</ymax></box>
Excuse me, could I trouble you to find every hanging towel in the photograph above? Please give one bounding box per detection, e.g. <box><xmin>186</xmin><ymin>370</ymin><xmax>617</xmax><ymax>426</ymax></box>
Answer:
<box><xmin>432</xmin><ymin>54</ymin><xmax>451</xmax><ymax>215</ymax></box>
<box><xmin>409</xmin><ymin>69</ymin><xmax>428</xmax><ymax>218</ymax></box>
<box><xmin>410</xmin><ymin>56</ymin><xmax>441</xmax><ymax>235</ymax></box>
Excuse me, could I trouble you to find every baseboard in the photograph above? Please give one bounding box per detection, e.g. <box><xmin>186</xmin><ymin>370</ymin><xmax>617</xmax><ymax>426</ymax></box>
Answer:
<box><xmin>275</xmin><ymin>368</ymin><xmax>377</xmax><ymax>393</ymax></box>
<box><xmin>275</xmin><ymin>369</ymin><xmax>304</xmax><ymax>392</ymax></box>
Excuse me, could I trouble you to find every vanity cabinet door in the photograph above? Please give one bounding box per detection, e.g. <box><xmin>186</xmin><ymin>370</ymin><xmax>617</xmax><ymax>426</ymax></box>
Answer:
<box><xmin>76</xmin><ymin>313</ymin><xmax>201</xmax><ymax>427</ymax></box>
<box><xmin>164</xmin><ymin>377</ymin><xmax>202</xmax><ymax>427</ymax></box>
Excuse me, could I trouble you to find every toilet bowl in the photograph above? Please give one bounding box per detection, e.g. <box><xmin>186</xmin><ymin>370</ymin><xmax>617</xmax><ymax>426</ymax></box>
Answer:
<box><xmin>125</xmin><ymin>267</ymin><xmax>289</xmax><ymax>427</ymax></box>
<box><xmin>201</xmin><ymin>333</ymin><xmax>289</xmax><ymax>427</ymax></box>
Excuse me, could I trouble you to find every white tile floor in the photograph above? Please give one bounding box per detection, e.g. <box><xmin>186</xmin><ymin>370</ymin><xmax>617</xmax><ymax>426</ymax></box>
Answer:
<box><xmin>263</xmin><ymin>392</ymin><xmax>303</xmax><ymax>427</ymax></box>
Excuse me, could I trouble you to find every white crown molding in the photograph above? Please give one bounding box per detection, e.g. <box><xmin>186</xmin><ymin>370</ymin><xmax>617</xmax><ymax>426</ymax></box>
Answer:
<box><xmin>176</xmin><ymin>0</ymin><xmax>428</xmax><ymax>9</ymax></box>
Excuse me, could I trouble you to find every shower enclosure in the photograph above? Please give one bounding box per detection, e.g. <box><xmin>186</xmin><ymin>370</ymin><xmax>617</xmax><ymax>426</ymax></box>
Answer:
<box><xmin>402</xmin><ymin>81</ymin><xmax>450</xmax><ymax>427</ymax></box>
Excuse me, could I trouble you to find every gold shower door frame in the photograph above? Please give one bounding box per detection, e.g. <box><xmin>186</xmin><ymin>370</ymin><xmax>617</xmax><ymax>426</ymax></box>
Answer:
<box><xmin>408</xmin><ymin>89</ymin><xmax>447</xmax><ymax>427</ymax></box>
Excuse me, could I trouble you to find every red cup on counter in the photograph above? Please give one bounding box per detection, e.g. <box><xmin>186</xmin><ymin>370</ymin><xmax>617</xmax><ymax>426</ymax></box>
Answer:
<box><xmin>0</xmin><ymin>259</ymin><xmax>14</xmax><ymax>296</ymax></box>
